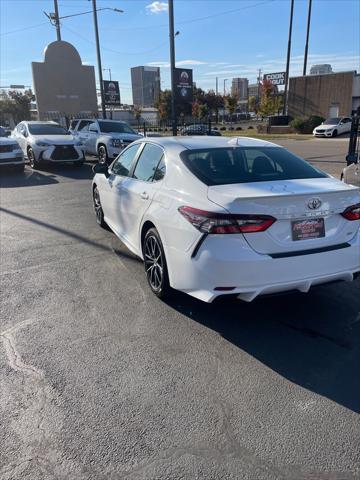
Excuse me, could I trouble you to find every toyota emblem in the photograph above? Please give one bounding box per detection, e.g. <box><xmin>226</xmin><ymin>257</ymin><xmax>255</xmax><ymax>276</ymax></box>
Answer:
<box><xmin>307</xmin><ymin>198</ymin><xmax>322</xmax><ymax>210</ymax></box>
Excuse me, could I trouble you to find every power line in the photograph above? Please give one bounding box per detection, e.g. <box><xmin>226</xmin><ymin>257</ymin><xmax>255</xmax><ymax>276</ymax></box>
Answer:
<box><xmin>62</xmin><ymin>24</ymin><xmax>168</xmax><ymax>55</ymax></box>
<box><xmin>0</xmin><ymin>21</ymin><xmax>49</xmax><ymax>36</ymax></box>
<box><xmin>117</xmin><ymin>0</ymin><xmax>276</xmax><ymax>31</ymax></box>
<box><xmin>1</xmin><ymin>0</ymin><xmax>276</xmax><ymax>37</ymax></box>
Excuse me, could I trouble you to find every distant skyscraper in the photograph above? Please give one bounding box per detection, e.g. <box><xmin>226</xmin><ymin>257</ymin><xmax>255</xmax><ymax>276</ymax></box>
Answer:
<box><xmin>310</xmin><ymin>64</ymin><xmax>333</xmax><ymax>75</ymax></box>
<box><xmin>131</xmin><ymin>66</ymin><xmax>160</xmax><ymax>107</ymax></box>
<box><xmin>231</xmin><ymin>78</ymin><xmax>249</xmax><ymax>100</ymax></box>
<box><xmin>248</xmin><ymin>83</ymin><xmax>260</xmax><ymax>99</ymax></box>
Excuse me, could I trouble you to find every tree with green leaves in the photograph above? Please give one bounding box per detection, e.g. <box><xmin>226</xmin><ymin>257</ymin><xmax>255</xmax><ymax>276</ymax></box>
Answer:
<box><xmin>248</xmin><ymin>95</ymin><xmax>258</xmax><ymax>114</ymax></box>
<box><xmin>225</xmin><ymin>95</ymin><xmax>238</xmax><ymax>123</ymax></box>
<box><xmin>0</xmin><ymin>89</ymin><xmax>33</xmax><ymax>124</ymax></box>
<box><xmin>199</xmin><ymin>103</ymin><xmax>209</xmax><ymax>119</ymax></box>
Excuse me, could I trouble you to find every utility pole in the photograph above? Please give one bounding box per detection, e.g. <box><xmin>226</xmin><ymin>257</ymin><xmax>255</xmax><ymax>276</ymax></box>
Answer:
<box><xmin>223</xmin><ymin>78</ymin><xmax>228</xmax><ymax>97</ymax></box>
<box><xmin>168</xmin><ymin>0</ymin><xmax>177</xmax><ymax>136</ymax></box>
<box><xmin>53</xmin><ymin>0</ymin><xmax>61</xmax><ymax>41</ymax></box>
<box><xmin>92</xmin><ymin>0</ymin><xmax>106</xmax><ymax>119</ymax></box>
<box><xmin>283</xmin><ymin>0</ymin><xmax>294</xmax><ymax>115</ymax></box>
<box><xmin>216</xmin><ymin>77</ymin><xmax>218</xmax><ymax>95</ymax></box>
<box><xmin>257</xmin><ymin>68</ymin><xmax>262</xmax><ymax>100</ymax></box>
<box><xmin>303</xmin><ymin>0</ymin><xmax>312</xmax><ymax>76</ymax></box>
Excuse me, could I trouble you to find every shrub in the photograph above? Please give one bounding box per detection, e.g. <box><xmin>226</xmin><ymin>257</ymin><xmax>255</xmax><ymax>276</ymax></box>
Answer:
<box><xmin>228</xmin><ymin>126</ymin><xmax>234</xmax><ymax>131</ymax></box>
<box><xmin>220</xmin><ymin>126</ymin><xmax>226</xmax><ymax>131</ymax></box>
<box><xmin>290</xmin><ymin>115</ymin><xmax>325</xmax><ymax>134</ymax></box>
<box><xmin>248</xmin><ymin>125</ymin><xmax>254</xmax><ymax>129</ymax></box>
<box><xmin>236</xmin><ymin>126</ymin><xmax>242</xmax><ymax>131</ymax></box>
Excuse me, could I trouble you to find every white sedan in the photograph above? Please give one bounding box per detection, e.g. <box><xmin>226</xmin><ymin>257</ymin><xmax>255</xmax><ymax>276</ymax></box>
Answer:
<box><xmin>92</xmin><ymin>136</ymin><xmax>360</xmax><ymax>303</ymax></box>
<box><xmin>12</xmin><ymin>121</ymin><xmax>85</xmax><ymax>168</ymax></box>
<box><xmin>313</xmin><ymin>117</ymin><xmax>352</xmax><ymax>137</ymax></box>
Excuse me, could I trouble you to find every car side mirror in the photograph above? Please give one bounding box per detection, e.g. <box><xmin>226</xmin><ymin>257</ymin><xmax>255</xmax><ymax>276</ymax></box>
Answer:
<box><xmin>23</xmin><ymin>131</ymin><xmax>28</xmax><ymax>138</ymax></box>
<box><xmin>92</xmin><ymin>163</ymin><xmax>110</xmax><ymax>177</ymax></box>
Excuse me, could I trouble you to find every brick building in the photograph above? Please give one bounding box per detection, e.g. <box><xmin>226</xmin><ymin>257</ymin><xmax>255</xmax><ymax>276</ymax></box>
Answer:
<box><xmin>288</xmin><ymin>71</ymin><xmax>359</xmax><ymax>119</ymax></box>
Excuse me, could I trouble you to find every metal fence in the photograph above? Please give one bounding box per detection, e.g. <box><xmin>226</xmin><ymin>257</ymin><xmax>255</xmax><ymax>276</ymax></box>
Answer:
<box><xmin>38</xmin><ymin>111</ymin><xmax>262</xmax><ymax>136</ymax></box>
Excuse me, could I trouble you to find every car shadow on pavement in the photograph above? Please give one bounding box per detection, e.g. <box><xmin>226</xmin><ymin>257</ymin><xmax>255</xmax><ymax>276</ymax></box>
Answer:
<box><xmin>166</xmin><ymin>283</ymin><xmax>360</xmax><ymax>413</ymax></box>
<box><xmin>0</xmin><ymin>168</ymin><xmax>59</xmax><ymax>188</ymax></box>
<box><xmin>0</xmin><ymin>163</ymin><xmax>94</xmax><ymax>188</ymax></box>
<box><xmin>109</xmin><ymin>235</ymin><xmax>360</xmax><ymax>412</ymax></box>
<box><xmin>41</xmin><ymin>162</ymin><xmax>95</xmax><ymax>180</ymax></box>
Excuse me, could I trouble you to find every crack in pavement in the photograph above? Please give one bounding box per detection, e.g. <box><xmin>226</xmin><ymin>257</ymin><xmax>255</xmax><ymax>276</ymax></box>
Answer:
<box><xmin>0</xmin><ymin>320</ymin><xmax>81</xmax><ymax>480</ymax></box>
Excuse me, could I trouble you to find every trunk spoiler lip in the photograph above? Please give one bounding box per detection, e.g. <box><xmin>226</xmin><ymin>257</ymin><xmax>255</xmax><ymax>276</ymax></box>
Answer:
<box><xmin>207</xmin><ymin>186</ymin><xmax>360</xmax><ymax>202</ymax></box>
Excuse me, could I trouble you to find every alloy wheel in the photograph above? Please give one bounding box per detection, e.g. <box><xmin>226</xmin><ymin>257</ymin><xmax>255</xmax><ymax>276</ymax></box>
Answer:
<box><xmin>93</xmin><ymin>187</ymin><xmax>103</xmax><ymax>225</ymax></box>
<box><xmin>28</xmin><ymin>148</ymin><xmax>36</xmax><ymax>168</ymax></box>
<box><xmin>144</xmin><ymin>234</ymin><xmax>164</xmax><ymax>291</ymax></box>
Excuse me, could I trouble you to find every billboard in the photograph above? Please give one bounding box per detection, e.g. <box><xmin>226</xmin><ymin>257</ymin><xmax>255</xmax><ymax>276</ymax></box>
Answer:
<box><xmin>174</xmin><ymin>68</ymin><xmax>193</xmax><ymax>104</ymax></box>
<box><xmin>103</xmin><ymin>80</ymin><xmax>121</xmax><ymax>105</ymax></box>
<box><xmin>264</xmin><ymin>72</ymin><xmax>286</xmax><ymax>86</ymax></box>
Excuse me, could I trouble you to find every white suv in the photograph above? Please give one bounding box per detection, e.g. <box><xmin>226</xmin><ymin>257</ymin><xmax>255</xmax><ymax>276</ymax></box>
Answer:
<box><xmin>12</xmin><ymin>121</ymin><xmax>85</xmax><ymax>169</ymax></box>
<box><xmin>70</xmin><ymin>119</ymin><xmax>142</xmax><ymax>164</ymax></box>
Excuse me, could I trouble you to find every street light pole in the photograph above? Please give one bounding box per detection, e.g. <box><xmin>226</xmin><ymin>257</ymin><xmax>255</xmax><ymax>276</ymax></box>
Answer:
<box><xmin>303</xmin><ymin>0</ymin><xmax>312</xmax><ymax>76</ymax></box>
<box><xmin>103</xmin><ymin>68</ymin><xmax>112</xmax><ymax>81</ymax></box>
<box><xmin>53</xmin><ymin>0</ymin><xmax>61</xmax><ymax>40</ymax></box>
<box><xmin>283</xmin><ymin>0</ymin><xmax>294</xmax><ymax>115</ymax></box>
<box><xmin>168</xmin><ymin>0</ymin><xmax>177</xmax><ymax>136</ymax></box>
<box><xmin>92</xmin><ymin>0</ymin><xmax>106</xmax><ymax>119</ymax></box>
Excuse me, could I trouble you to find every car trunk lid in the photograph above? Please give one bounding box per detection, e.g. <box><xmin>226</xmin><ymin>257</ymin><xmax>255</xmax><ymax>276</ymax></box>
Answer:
<box><xmin>207</xmin><ymin>178</ymin><xmax>360</xmax><ymax>254</ymax></box>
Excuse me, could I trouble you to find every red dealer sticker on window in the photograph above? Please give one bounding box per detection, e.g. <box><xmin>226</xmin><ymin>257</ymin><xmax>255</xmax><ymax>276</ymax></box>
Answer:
<box><xmin>291</xmin><ymin>218</ymin><xmax>325</xmax><ymax>241</ymax></box>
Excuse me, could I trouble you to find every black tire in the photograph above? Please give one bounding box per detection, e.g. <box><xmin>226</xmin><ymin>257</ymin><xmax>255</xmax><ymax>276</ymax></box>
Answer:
<box><xmin>332</xmin><ymin>129</ymin><xmax>338</xmax><ymax>138</ymax></box>
<box><xmin>28</xmin><ymin>147</ymin><xmax>40</xmax><ymax>169</ymax></box>
<box><xmin>98</xmin><ymin>145</ymin><xmax>108</xmax><ymax>165</ymax></box>
<box><xmin>143</xmin><ymin>228</ymin><xmax>171</xmax><ymax>299</ymax></box>
<box><xmin>93</xmin><ymin>186</ymin><xmax>107</xmax><ymax>228</ymax></box>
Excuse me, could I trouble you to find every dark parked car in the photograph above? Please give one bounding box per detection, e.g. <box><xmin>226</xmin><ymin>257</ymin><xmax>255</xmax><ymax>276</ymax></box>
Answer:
<box><xmin>180</xmin><ymin>124</ymin><xmax>222</xmax><ymax>136</ymax></box>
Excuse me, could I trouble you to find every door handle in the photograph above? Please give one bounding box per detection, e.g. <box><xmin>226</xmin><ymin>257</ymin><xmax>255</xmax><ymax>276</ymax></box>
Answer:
<box><xmin>140</xmin><ymin>192</ymin><xmax>149</xmax><ymax>200</ymax></box>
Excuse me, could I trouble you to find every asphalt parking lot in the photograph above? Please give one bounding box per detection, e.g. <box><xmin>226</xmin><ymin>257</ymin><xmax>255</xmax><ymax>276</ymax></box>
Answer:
<box><xmin>1</xmin><ymin>137</ymin><xmax>359</xmax><ymax>479</ymax></box>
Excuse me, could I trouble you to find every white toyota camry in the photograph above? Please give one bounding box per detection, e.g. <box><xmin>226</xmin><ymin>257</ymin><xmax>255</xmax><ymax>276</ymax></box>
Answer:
<box><xmin>92</xmin><ymin>136</ymin><xmax>360</xmax><ymax>302</ymax></box>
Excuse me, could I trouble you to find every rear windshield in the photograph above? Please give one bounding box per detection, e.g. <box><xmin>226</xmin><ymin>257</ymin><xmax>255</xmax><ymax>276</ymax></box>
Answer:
<box><xmin>180</xmin><ymin>147</ymin><xmax>328</xmax><ymax>186</ymax></box>
<box><xmin>98</xmin><ymin>121</ymin><xmax>136</xmax><ymax>134</ymax></box>
<box><xmin>28</xmin><ymin>124</ymin><xmax>69</xmax><ymax>135</ymax></box>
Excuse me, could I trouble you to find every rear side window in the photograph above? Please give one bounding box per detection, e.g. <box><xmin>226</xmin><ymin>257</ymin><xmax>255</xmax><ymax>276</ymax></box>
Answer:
<box><xmin>132</xmin><ymin>143</ymin><xmax>164</xmax><ymax>182</ymax></box>
<box><xmin>180</xmin><ymin>147</ymin><xmax>328</xmax><ymax>186</ymax></box>
<box><xmin>111</xmin><ymin>144</ymin><xmax>140</xmax><ymax>176</ymax></box>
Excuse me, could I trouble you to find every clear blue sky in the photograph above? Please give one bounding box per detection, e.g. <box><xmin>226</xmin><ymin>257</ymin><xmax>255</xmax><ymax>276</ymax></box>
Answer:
<box><xmin>1</xmin><ymin>0</ymin><xmax>359</xmax><ymax>104</ymax></box>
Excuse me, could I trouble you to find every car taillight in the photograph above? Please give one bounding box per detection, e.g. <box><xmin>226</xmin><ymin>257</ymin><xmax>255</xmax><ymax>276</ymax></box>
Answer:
<box><xmin>341</xmin><ymin>203</ymin><xmax>360</xmax><ymax>221</ymax></box>
<box><xmin>178</xmin><ymin>206</ymin><xmax>276</xmax><ymax>234</ymax></box>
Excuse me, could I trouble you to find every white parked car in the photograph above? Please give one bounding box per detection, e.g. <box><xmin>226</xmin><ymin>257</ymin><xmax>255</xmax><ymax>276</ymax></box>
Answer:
<box><xmin>70</xmin><ymin>119</ymin><xmax>142</xmax><ymax>164</ymax></box>
<box><xmin>0</xmin><ymin>129</ymin><xmax>25</xmax><ymax>172</ymax></box>
<box><xmin>313</xmin><ymin>117</ymin><xmax>352</xmax><ymax>137</ymax></box>
<box><xmin>92</xmin><ymin>136</ymin><xmax>360</xmax><ymax>303</ymax></box>
<box><xmin>12</xmin><ymin>121</ymin><xmax>85</xmax><ymax>169</ymax></box>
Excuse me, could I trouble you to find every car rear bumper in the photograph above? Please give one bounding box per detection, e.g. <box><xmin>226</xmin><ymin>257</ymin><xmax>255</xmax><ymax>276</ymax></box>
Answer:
<box><xmin>166</xmin><ymin>229</ymin><xmax>360</xmax><ymax>302</ymax></box>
